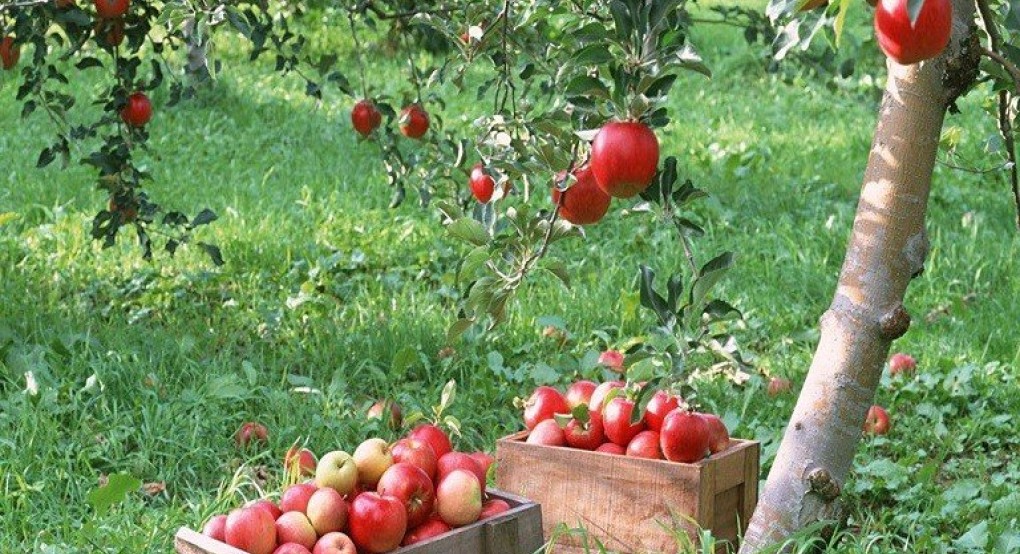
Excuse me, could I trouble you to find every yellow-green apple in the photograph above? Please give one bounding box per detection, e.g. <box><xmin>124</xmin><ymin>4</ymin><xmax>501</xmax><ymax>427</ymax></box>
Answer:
<box><xmin>305</xmin><ymin>488</ymin><xmax>348</xmax><ymax>536</ymax></box>
<box><xmin>526</xmin><ymin>419</ymin><xmax>565</xmax><ymax>446</ymax></box>
<box><xmin>564</xmin><ymin>411</ymin><xmax>604</xmax><ymax>450</ymax></box>
<box><xmin>523</xmin><ymin>386</ymin><xmax>569</xmax><ymax>430</ymax></box>
<box><xmin>595</xmin><ymin>442</ymin><xmax>625</xmax><ymax>455</ymax></box>
<box><xmin>864</xmin><ymin>405</ymin><xmax>891</xmax><ymax>435</ymax></box>
<box><xmin>436</xmin><ymin>452</ymin><xmax>485</xmax><ymax>487</ymax></box>
<box><xmin>312</xmin><ymin>532</ymin><xmax>356</xmax><ymax>554</ymax></box>
<box><xmin>401</xmin><ymin>516</ymin><xmax>451</xmax><ymax>546</ymax></box>
<box><xmin>697</xmin><ymin>412</ymin><xmax>730</xmax><ymax>454</ymax></box>
<box><xmin>285</xmin><ymin>446</ymin><xmax>317</xmax><ymax>477</ymax></box>
<box><xmin>279</xmin><ymin>483</ymin><xmax>318</xmax><ymax>513</ymax></box>
<box><xmin>602</xmin><ymin>397</ymin><xmax>646</xmax><ymax>447</ymax></box>
<box><xmin>598</xmin><ymin>350</ymin><xmax>625</xmax><ymax>372</ymax></box>
<box><xmin>315</xmin><ymin>450</ymin><xmax>358</xmax><ymax>496</ymax></box>
<box><xmin>377</xmin><ymin>462</ymin><xmax>435</xmax><ymax>528</ymax></box>
<box><xmin>201</xmin><ymin>514</ymin><xmax>227</xmax><ymax>541</ymax></box>
<box><xmin>467</xmin><ymin>452</ymin><xmax>494</xmax><ymax>481</ymax></box>
<box><xmin>246</xmin><ymin>499</ymin><xmax>282</xmax><ymax>521</ymax></box>
<box><xmin>565</xmin><ymin>380</ymin><xmax>597</xmax><ymax>409</ymax></box>
<box><xmin>348</xmin><ymin>492</ymin><xmax>407</xmax><ymax>553</ymax></box>
<box><xmin>407</xmin><ymin>424</ymin><xmax>452</xmax><ymax>460</ymax></box>
<box><xmin>436</xmin><ymin>469</ymin><xmax>483</xmax><ymax>527</ymax></box>
<box><xmin>234</xmin><ymin>421</ymin><xmax>268</xmax><ymax>448</ymax></box>
<box><xmin>625</xmin><ymin>430</ymin><xmax>662</xmax><ymax>459</ymax></box>
<box><xmin>479</xmin><ymin>498</ymin><xmax>511</xmax><ymax>519</ymax></box>
<box><xmin>275</xmin><ymin>512</ymin><xmax>317</xmax><ymax>551</ymax></box>
<box><xmin>391</xmin><ymin>438</ymin><xmax>437</xmax><ymax>480</ymax></box>
<box><xmin>888</xmin><ymin>353</ymin><xmax>916</xmax><ymax>376</ymax></box>
<box><xmin>367</xmin><ymin>399</ymin><xmax>402</xmax><ymax>430</ymax></box>
<box><xmin>353</xmin><ymin>438</ymin><xmax>394</xmax><ymax>488</ymax></box>
<box><xmin>660</xmin><ymin>409</ymin><xmax>709</xmax><ymax>463</ymax></box>
<box><xmin>224</xmin><ymin>506</ymin><xmax>277</xmax><ymax>554</ymax></box>
<box><xmin>643</xmin><ymin>390</ymin><xmax>680</xmax><ymax>431</ymax></box>
<box><xmin>767</xmin><ymin>377</ymin><xmax>791</xmax><ymax>397</ymax></box>
<box><xmin>588</xmin><ymin>381</ymin><xmax>625</xmax><ymax>412</ymax></box>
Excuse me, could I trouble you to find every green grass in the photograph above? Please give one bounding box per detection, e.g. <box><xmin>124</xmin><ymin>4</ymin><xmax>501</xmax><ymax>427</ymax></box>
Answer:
<box><xmin>2</xmin><ymin>8</ymin><xmax>1019</xmax><ymax>554</ymax></box>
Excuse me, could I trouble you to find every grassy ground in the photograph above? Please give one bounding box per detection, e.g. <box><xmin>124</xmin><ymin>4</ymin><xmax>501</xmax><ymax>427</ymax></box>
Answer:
<box><xmin>1</xmin><ymin>7</ymin><xmax>1019</xmax><ymax>554</ymax></box>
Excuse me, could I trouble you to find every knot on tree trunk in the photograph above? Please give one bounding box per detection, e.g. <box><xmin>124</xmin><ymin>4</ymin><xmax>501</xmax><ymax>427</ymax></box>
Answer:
<box><xmin>806</xmin><ymin>467</ymin><xmax>842</xmax><ymax>502</ymax></box>
<box><xmin>879</xmin><ymin>305</ymin><xmax>911</xmax><ymax>339</ymax></box>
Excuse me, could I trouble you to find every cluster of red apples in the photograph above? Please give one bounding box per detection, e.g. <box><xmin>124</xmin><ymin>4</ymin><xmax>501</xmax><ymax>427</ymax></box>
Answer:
<box><xmin>350</xmin><ymin>100</ymin><xmax>429</xmax><ymax>141</ymax></box>
<box><xmin>209</xmin><ymin>423</ymin><xmax>507</xmax><ymax>554</ymax></box>
<box><xmin>521</xmin><ymin>380</ymin><xmax>731</xmax><ymax>463</ymax></box>
<box><xmin>469</xmin><ymin>120</ymin><xmax>661</xmax><ymax>227</ymax></box>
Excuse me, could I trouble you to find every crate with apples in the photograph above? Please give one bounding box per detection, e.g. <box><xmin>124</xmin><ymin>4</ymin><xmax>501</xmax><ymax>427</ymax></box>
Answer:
<box><xmin>496</xmin><ymin>379</ymin><xmax>760</xmax><ymax>553</ymax></box>
<box><xmin>176</xmin><ymin>415</ymin><xmax>542</xmax><ymax>554</ymax></box>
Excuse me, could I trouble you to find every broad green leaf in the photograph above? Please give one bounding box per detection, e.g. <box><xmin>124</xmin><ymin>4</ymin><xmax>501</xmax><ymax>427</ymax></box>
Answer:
<box><xmin>87</xmin><ymin>474</ymin><xmax>141</xmax><ymax>516</ymax></box>
<box><xmin>690</xmin><ymin>252</ymin><xmax>735</xmax><ymax>314</ymax></box>
<box><xmin>447</xmin><ymin>218</ymin><xmax>489</xmax><ymax>247</ymax></box>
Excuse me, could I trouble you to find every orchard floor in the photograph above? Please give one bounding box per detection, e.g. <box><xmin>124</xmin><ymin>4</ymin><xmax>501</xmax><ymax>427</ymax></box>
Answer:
<box><xmin>2</xmin><ymin>7</ymin><xmax>1019</xmax><ymax>554</ymax></box>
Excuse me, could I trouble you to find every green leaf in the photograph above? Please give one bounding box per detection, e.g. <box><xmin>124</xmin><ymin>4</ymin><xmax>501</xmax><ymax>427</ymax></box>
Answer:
<box><xmin>690</xmin><ymin>252</ymin><xmax>734</xmax><ymax>313</ymax></box>
<box><xmin>565</xmin><ymin>75</ymin><xmax>611</xmax><ymax>99</ymax></box>
<box><xmin>447</xmin><ymin>218</ymin><xmax>489</xmax><ymax>247</ymax></box>
<box><xmin>459</xmin><ymin>246</ymin><xmax>489</xmax><ymax>280</ymax></box>
<box><xmin>953</xmin><ymin>521</ymin><xmax>989</xmax><ymax>551</ymax></box>
<box><xmin>540</xmin><ymin>259</ymin><xmax>571</xmax><ymax>289</ymax></box>
<box><xmin>609</xmin><ymin>1</ymin><xmax>633</xmax><ymax>41</ymax></box>
<box><xmin>439</xmin><ymin>380</ymin><xmax>457</xmax><ymax>413</ymax></box>
<box><xmin>87</xmin><ymin>474</ymin><xmax>141</xmax><ymax>516</ymax></box>
<box><xmin>391</xmin><ymin>346</ymin><xmax>417</xmax><ymax>377</ymax></box>
<box><xmin>571</xmin><ymin>44</ymin><xmax>615</xmax><ymax>66</ymax></box>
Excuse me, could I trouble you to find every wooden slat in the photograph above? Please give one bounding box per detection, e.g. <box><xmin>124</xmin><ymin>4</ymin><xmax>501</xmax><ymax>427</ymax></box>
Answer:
<box><xmin>496</xmin><ymin>432</ymin><xmax>760</xmax><ymax>554</ymax></box>
<box><xmin>174</xmin><ymin>489</ymin><xmax>543</xmax><ymax>554</ymax></box>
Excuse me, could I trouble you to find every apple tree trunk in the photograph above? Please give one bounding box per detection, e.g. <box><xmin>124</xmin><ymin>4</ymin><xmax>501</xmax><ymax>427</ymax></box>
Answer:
<box><xmin>738</xmin><ymin>4</ymin><xmax>980</xmax><ymax>551</ymax></box>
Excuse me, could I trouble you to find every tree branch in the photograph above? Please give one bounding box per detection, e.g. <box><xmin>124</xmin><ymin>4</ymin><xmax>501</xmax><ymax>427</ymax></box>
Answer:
<box><xmin>981</xmin><ymin>47</ymin><xmax>1020</xmax><ymax>94</ymax></box>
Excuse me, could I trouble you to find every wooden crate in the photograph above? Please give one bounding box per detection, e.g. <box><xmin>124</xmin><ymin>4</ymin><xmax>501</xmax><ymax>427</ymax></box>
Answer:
<box><xmin>496</xmin><ymin>431</ymin><xmax>759</xmax><ymax>554</ymax></box>
<box><xmin>175</xmin><ymin>489</ymin><xmax>544</xmax><ymax>554</ymax></box>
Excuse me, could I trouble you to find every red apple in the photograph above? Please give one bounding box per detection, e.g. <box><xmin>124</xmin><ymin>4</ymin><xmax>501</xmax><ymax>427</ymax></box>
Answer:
<box><xmin>201</xmin><ymin>514</ymin><xmax>227</xmax><ymax>542</ymax></box>
<box><xmin>120</xmin><ymin>91</ymin><xmax>152</xmax><ymax>127</ymax></box>
<box><xmin>874</xmin><ymin>0</ymin><xmax>951</xmax><ymax>65</ymax></box>
<box><xmin>312</xmin><ymin>532</ymin><xmax>357</xmax><ymax>554</ymax></box>
<box><xmin>408</xmin><ymin>424</ymin><xmax>453</xmax><ymax>460</ymax></box>
<box><xmin>93</xmin><ymin>0</ymin><xmax>129</xmax><ymax>19</ymax></box>
<box><xmin>864</xmin><ymin>405</ymin><xmax>891</xmax><ymax>435</ymax></box>
<box><xmin>399</xmin><ymin>104</ymin><xmax>429</xmax><ymax>139</ymax></box>
<box><xmin>245</xmin><ymin>499</ymin><xmax>282</xmax><ymax>521</ymax></box>
<box><xmin>588</xmin><ymin>381</ymin><xmax>625</xmax><ymax>413</ymax></box>
<box><xmin>602</xmin><ymin>397</ymin><xmax>647</xmax><ymax>447</ymax></box>
<box><xmin>94</xmin><ymin>18</ymin><xmax>125</xmax><ymax>48</ymax></box>
<box><xmin>401</xmin><ymin>516</ymin><xmax>451</xmax><ymax>546</ymax></box>
<box><xmin>643</xmin><ymin>390</ymin><xmax>681</xmax><ymax>432</ymax></box>
<box><xmin>436</xmin><ymin>469</ymin><xmax>483</xmax><ymax>527</ymax></box>
<box><xmin>564</xmin><ymin>380</ymin><xmax>597</xmax><ymax>410</ymax></box>
<box><xmin>595</xmin><ymin>442</ymin><xmax>626</xmax><ymax>455</ymax></box>
<box><xmin>526</xmin><ymin>419</ymin><xmax>565</xmax><ymax>446</ymax></box>
<box><xmin>224</xmin><ymin>507</ymin><xmax>276</xmax><ymax>554</ymax></box>
<box><xmin>367</xmin><ymin>399</ymin><xmax>402</xmax><ymax>429</ymax></box>
<box><xmin>626</xmin><ymin>430</ymin><xmax>663</xmax><ymax>459</ymax></box>
<box><xmin>274</xmin><ymin>544</ymin><xmax>312</xmax><ymax>554</ymax></box>
<box><xmin>563</xmin><ymin>412</ymin><xmax>605</xmax><ymax>451</ymax></box>
<box><xmin>377</xmin><ymin>462</ymin><xmax>435</xmax><ymax>528</ymax></box>
<box><xmin>285</xmin><ymin>446</ymin><xmax>317</xmax><ymax>477</ymax></box>
<box><xmin>888</xmin><ymin>353</ymin><xmax>917</xmax><ymax>376</ymax></box>
<box><xmin>306</xmin><ymin>488</ymin><xmax>348</xmax><ymax>536</ymax></box>
<box><xmin>479</xmin><ymin>498</ymin><xmax>511</xmax><ymax>519</ymax></box>
<box><xmin>391</xmin><ymin>438</ymin><xmax>438</xmax><ymax>481</ymax></box>
<box><xmin>351</xmin><ymin>99</ymin><xmax>382</xmax><ymax>137</ymax></box>
<box><xmin>234</xmin><ymin>421</ymin><xmax>268</xmax><ymax>449</ymax></box>
<box><xmin>470</xmin><ymin>163</ymin><xmax>497</xmax><ymax>203</ymax></box>
<box><xmin>523</xmin><ymin>386</ymin><xmax>569</xmax><ymax>430</ymax></box>
<box><xmin>275</xmin><ymin>511</ymin><xmax>317</xmax><ymax>551</ymax></box>
<box><xmin>552</xmin><ymin>166</ymin><xmax>611</xmax><ymax>225</ymax></box>
<box><xmin>353</xmin><ymin>438</ymin><xmax>393</xmax><ymax>488</ymax></box>
<box><xmin>468</xmin><ymin>451</ymin><xmax>494</xmax><ymax>481</ymax></box>
<box><xmin>597</xmin><ymin>350</ymin><xmax>625</xmax><ymax>372</ymax></box>
<box><xmin>767</xmin><ymin>377</ymin><xmax>792</xmax><ymax>397</ymax></box>
<box><xmin>0</xmin><ymin>36</ymin><xmax>20</xmax><ymax>70</ymax></box>
<box><xmin>436</xmin><ymin>452</ymin><xmax>485</xmax><ymax>487</ymax></box>
<box><xmin>660</xmin><ymin>409</ymin><xmax>710</xmax><ymax>463</ymax></box>
<box><xmin>590</xmin><ymin>121</ymin><xmax>659</xmax><ymax>198</ymax></box>
<box><xmin>697</xmin><ymin>412</ymin><xmax>730</xmax><ymax>454</ymax></box>
<box><xmin>279</xmin><ymin>483</ymin><xmax>318</xmax><ymax>514</ymax></box>
<box><xmin>315</xmin><ymin>450</ymin><xmax>358</xmax><ymax>496</ymax></box>
<box><xmin>348</xmin><ymin>492</ymin><xmax>407</xmax><ymax>553</ymax></box>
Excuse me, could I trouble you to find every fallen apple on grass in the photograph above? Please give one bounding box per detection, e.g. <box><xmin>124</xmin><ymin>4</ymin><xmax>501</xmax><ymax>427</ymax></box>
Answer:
<box><xmin>888</xmin><ymin>352</ymin><xmax>917</xmax><ymax>376</ymax></box>
<box><xmin>285</xmin><ymin>446</ymin><xmax>317</xmax><ymax>477</ymax></box>
<box><xmin>234</xmin><ymin>421</ymin><xmax>268</xmax><ymax>449</ymax></box>
<box><xmin>864</xmin><ymin>405</ymin><xmax>891</xmax><ymax>435</ymax></box>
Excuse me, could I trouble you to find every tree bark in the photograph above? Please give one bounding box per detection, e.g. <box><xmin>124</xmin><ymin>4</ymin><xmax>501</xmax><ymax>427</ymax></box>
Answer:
<box><xmin>739</xmin><ymin>5</ymin><xmax>979</xmax><ymax>552</ymax></box>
